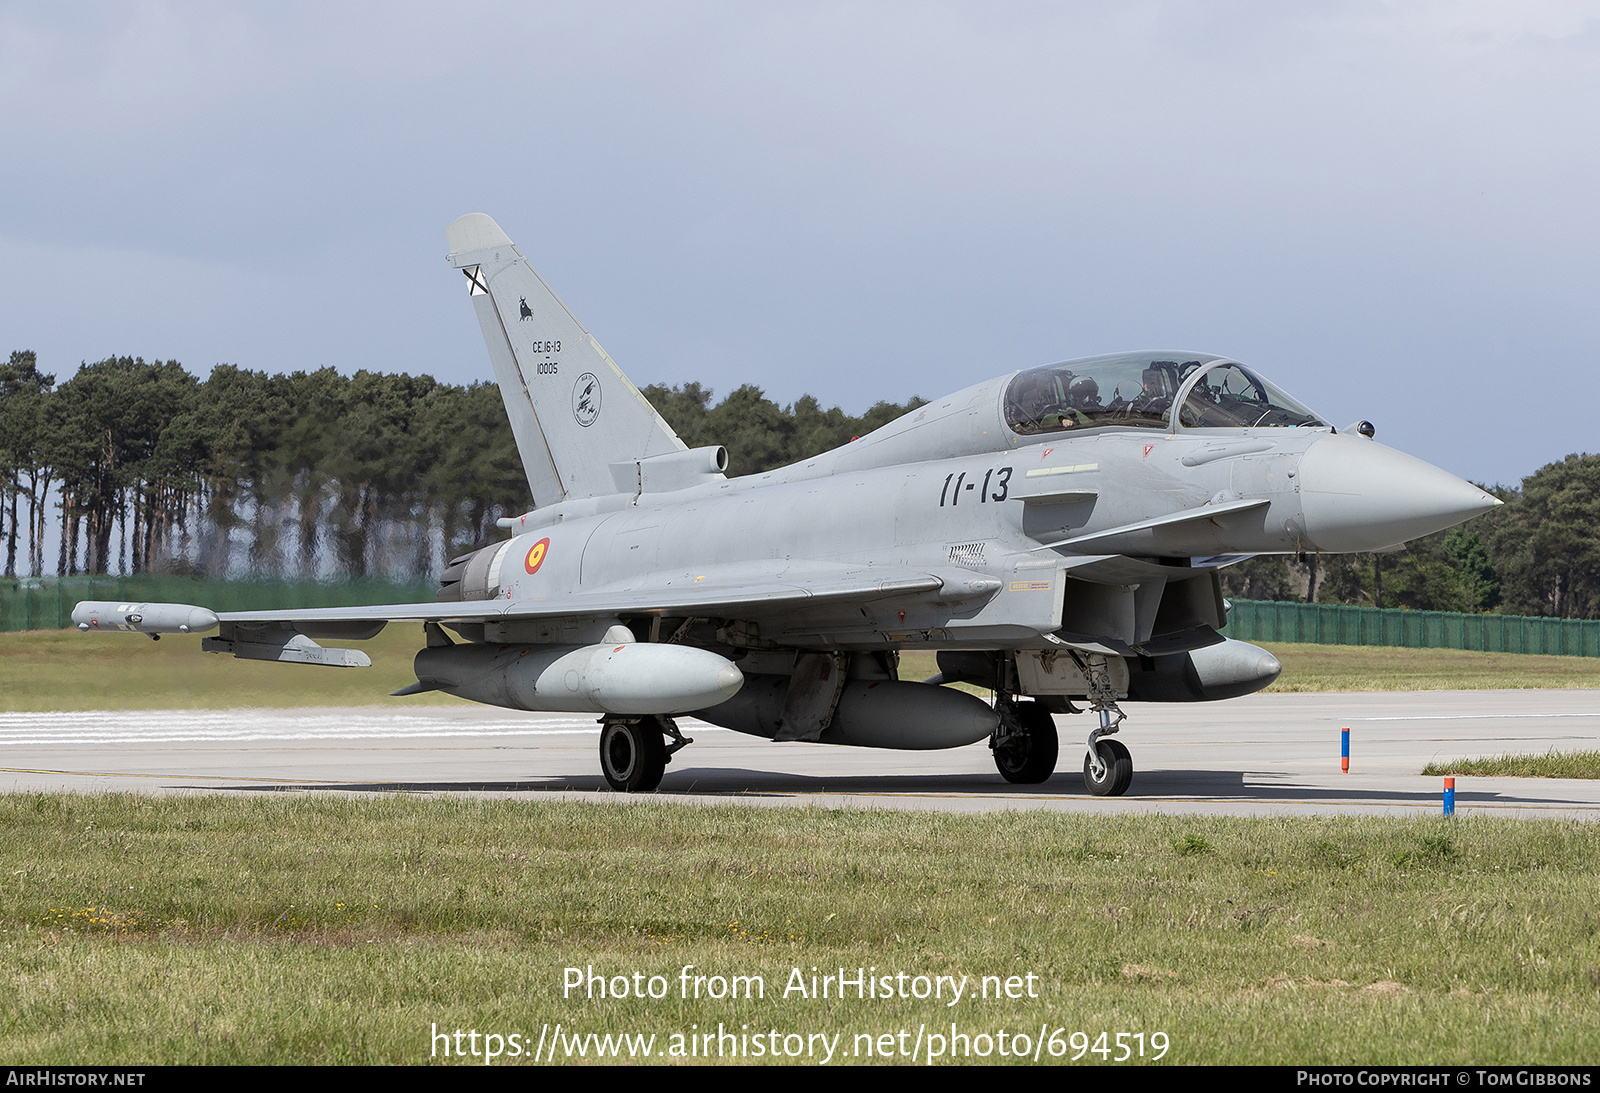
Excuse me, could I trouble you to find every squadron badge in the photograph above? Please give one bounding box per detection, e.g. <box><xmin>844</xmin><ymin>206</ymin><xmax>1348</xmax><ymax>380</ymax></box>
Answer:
<box><xmin>572</xmin><ymin>372</ymin><xmax>600</xmax><ymax>427</ymax></box>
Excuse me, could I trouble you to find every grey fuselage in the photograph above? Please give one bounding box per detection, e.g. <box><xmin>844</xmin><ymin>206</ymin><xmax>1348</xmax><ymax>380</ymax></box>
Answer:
<box><xmin>456</xmin><ymin>368</ymin><xmax>1387</xmax><ymax>656</ymax></box>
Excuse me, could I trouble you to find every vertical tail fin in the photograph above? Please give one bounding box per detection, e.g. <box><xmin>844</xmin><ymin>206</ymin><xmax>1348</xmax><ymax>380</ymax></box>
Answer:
<box><xmin>445</xmin><ymin>213</ymin><xmax>685</xmax><ymax>505</ymax></box>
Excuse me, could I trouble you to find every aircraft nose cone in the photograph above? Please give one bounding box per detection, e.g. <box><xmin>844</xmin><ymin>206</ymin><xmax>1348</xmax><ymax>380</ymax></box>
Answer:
<box><xmin>1299</xmin><ymin>433</ymin><xmax>1500</xmax><ymax>552</ymax></box>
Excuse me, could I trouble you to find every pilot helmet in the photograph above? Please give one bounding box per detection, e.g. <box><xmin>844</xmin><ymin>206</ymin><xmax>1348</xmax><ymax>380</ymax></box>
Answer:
<box><xmin>1068</xmin><ymin>375</ymin><xmax>1100</xmax><ymax>407</ymax></box>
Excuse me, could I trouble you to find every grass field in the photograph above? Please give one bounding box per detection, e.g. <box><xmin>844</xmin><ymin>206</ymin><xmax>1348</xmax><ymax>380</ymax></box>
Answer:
<box><xmin>2</xmin><ymin>795</ymin><xmax>1598</xmax><ymax>1065</ymax></box>
<box><xmin>0</xmin><ymin>626</ymin><xmax>459</xmax><ymax>711</ymax></box>
<box><xmin>4</xmin><ymin>629</ymin><xmax>1599</xmax><ymax>712</ymax></box>
<box><xmin>1259</xmin><ymin>643</ymin><xmax>1600</xmax><ymax>693</ymax></box>
<box><xmin>5</xmin><ymin>633</ymin><xmax>1600</xmax><ymax>1064</ymax></box>
<box><xmin>1425</xmin><ymin>751</ymin><xmax>1600</xmax><ymax>779</ymax></box>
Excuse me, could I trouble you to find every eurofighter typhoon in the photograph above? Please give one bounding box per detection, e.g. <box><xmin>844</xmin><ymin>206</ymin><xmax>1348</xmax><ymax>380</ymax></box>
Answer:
<box><xmin>74</xmin><ymin>213</ymin><xmax>1500</xmax><ymax>795</ymax></box>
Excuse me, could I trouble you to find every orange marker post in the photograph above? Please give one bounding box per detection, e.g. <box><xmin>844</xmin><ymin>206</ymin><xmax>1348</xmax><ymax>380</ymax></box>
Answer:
<box><xmin>1341</xmin><ymin>727</ymin><xmax>1349</xmax><ymax>773</ymax></box>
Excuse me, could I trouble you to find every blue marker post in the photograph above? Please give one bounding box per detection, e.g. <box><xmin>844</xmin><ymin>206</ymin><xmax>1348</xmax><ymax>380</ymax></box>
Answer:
<box><xmin>1341</xmin><ymin>727</ymin><xmax>1349</xmax><ymax>774</ymax></box>
<box><xmin>1443</xmin><ymin>776</ymin><xmax>1456</xmax><ymax>817</ymax></box>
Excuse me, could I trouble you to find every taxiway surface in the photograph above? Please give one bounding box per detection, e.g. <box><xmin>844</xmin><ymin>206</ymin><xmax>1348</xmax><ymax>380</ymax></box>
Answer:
<box><xmin>3</xmin><ymin>690</ymin><xmax>1598</xmax><ymax>818</ymax></box>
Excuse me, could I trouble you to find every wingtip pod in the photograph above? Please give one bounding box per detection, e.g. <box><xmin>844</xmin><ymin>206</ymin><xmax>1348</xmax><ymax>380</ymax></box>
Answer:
<box><xmin>72</xmin><ymin>601</ymin><xmax>218</xmax><ymax>635</ymax></box>
<box><xmin>445</xmin><ymin>212</ymin><xmax>513</xmax><ymax>258</ymax></box>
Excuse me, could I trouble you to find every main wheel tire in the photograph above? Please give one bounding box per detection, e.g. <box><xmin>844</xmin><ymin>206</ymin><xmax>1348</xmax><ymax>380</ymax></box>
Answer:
<box><xmin>994</xmin><ymin>701</ymin><xmax>1059</xmax><ymax>784</ymax></box>
<box><xmin>599</xmin><ymin>718</ymin><xmax>667</xmax><ymax>792</ymax></box>
<box><xmin>1083</xmin><ymin>738</ymin><xmax>1133</xmax><ymax>797</ymax></box>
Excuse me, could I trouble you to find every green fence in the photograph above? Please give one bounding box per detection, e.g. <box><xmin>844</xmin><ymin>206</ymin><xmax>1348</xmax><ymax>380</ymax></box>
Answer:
<box><xmin>1222</xmin><ymin>599</ymin><xmax>1600</xmax><ymax>657</ymax></box>
<box><xmin>0</xmin><ymin>576</ymin><xmax>438</xmax><ymax>632</ymax></box>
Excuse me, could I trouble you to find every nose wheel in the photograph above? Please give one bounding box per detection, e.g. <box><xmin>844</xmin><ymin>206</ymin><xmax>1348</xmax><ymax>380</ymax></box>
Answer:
<box><xmin>1083</xmin><ymin>738</ymin><xmax>1133</xmax><ymax>796</ymax></box>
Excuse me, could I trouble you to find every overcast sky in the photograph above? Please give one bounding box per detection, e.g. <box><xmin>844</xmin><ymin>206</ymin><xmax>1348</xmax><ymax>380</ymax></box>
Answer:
<box><xmin>2</xmin><ymin>1</ymin><xmax>1596</xmax><ymax>486</ymax></box>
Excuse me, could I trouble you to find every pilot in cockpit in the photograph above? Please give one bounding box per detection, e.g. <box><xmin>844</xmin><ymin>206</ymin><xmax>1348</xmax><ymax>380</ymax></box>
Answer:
<box><xmin>1067</xmin><ymin>375</ymin><xmax>1100</xmax><ymax>410</ymax></box>
<box><xmin>1059</xmin><ymin>375</ymin><xmax>1099</xmax><ymax>426</ymax></box>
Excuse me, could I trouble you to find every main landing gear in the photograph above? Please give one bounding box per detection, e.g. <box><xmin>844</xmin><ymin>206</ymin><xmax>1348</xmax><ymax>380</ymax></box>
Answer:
<box><xmin>598</xmin><ymin>714</ymin><xmax>693</xmax><ymax>792</ymax></box>
<box><xmin>992</xmin><ymin>699</ymin><xmax>1059</xmax><ymax>785</ymax></box>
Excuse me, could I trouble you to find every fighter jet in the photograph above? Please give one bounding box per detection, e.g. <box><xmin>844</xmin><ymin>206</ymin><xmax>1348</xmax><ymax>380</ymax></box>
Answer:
<box><xmin>73</xmin><ymin>212</ymin><xmax>1500</xmax><ymax>796</ymax></box>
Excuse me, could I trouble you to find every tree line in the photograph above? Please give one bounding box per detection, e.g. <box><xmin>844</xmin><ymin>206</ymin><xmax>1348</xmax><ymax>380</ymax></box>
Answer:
<box><xmin>0</xmin><ymin>352</ymin><xmax>923</xmax><ymax>582</ymax></box>
<box><xmin>2</xmin><ymin>350</ymin><xmax>1593</xmax><ymax>618</ymax></box>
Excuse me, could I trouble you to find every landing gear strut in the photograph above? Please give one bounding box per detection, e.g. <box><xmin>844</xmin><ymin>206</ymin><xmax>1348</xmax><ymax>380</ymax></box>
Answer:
<box><xmin>598</xmin><ymin>714</ymin><xmax>692</xmax><ymax>792</ymax></box>
<box><xmin>1078</xmin><ymin>652</ymin><xmax>1133</xmax><ymax>796</ymax></box>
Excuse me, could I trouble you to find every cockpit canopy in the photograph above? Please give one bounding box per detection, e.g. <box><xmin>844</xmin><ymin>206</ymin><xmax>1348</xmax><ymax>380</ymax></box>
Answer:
<box><xmin>1003</xmin><ymin>351</ymin><xmax>1326</xmax><ymax>436</ymax></box>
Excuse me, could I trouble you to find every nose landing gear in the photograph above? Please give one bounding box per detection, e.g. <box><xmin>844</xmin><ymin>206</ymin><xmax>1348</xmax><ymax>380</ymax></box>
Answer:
<box><xmin>1083</xmin><ymin>736</ymin><xmax>1133</xmax><ymax>796</ymax></box>
<box><xmin>1080</xmin><ymin>653</ymin><xmax>1133</xmax><ymax>796</ymax></box>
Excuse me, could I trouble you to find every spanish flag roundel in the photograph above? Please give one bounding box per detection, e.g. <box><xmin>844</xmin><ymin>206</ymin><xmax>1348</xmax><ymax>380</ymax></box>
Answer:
<box><xmin>524</xmin><ymin>537</ymin><xmax>550</xmax><ymax>575</ymax></box>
